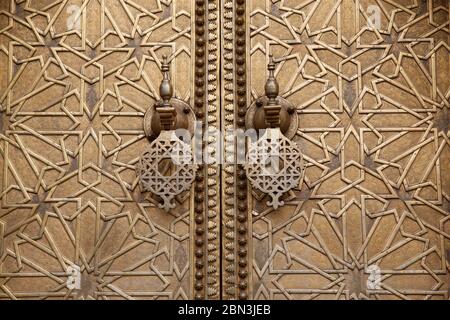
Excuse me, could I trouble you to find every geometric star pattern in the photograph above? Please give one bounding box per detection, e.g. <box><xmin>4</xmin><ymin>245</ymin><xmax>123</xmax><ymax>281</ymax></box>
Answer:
<box><xmin>0</xmin><ymin>0</ymin><xmax>448</xmax><ymax>301</ymax></box>
<box><xmin>249</xmin><ymin>0</ymin><xmax>449</xmax><ymax>300</ymax></box>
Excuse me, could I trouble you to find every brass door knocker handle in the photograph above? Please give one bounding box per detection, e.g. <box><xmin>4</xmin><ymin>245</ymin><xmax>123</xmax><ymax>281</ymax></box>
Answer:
<box><xmin>137</xmin><ymin>55</ymin><xmax>197</xmax><ymax>212</ymax></box>
<box><xmin>245</xmin><ymin>55</ymin><xmax>303</xmax><ymax>209</ymax></box>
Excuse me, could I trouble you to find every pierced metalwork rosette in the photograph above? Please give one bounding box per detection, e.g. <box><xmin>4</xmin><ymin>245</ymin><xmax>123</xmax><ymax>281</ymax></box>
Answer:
<box><xmin>245</xmin><ymin>128</ymin><xmax>303</xmax><ymax>209</ymax></box>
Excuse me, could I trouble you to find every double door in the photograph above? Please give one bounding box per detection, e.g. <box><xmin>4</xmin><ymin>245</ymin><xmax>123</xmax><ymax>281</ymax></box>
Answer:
<box><xmin>0</xmin><ymin>0</ymin><xmax>448</xmax><ymax>300</ymax></box>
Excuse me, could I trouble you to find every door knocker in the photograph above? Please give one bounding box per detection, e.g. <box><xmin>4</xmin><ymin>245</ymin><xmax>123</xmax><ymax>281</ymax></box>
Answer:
<box><xmin>137</xmin><ymin>55</ymin><xmax>197</xmax><ymax>212</ymax></box>
<box><xmin>245</xmin><ymin>55</ymin><xmax>303</xmax><ymax>209</ymax></box>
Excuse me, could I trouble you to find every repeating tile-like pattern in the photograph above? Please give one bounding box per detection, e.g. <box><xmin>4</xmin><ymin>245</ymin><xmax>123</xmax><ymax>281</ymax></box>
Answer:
<box><xmin>248</xmin><ymin>0</ymin><xmax>449</xmax><ymax>300</ymax></box>
<box><xmin>0</xmin><ymin>0</ymin><xmax>195</xmax><ymax>300</ymax></box>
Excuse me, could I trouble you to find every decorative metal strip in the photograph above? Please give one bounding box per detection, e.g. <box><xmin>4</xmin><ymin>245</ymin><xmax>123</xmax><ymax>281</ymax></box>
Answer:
<box><xmin>221</xmin><ymin>0</ymin><xmax>249</xmax><ymax>300</ymax></box>
<box><xmin>193</xmin><ymin>0</ymin><xmax>220</xmax><ymax>300</ymax></box>
<box><xmin>205</xmin><ymin>0</ymin><xmax>220</xmax><ymax>300</ymax></box>
<box><xmin>221</xmin><ymin>0</ymin><xmax>237</xmax><ymax>299</ymax></box>
<box><xmin>234</xmin><ymin>0</ymin><xmax>249</xmax><ymax>301</ymax></box>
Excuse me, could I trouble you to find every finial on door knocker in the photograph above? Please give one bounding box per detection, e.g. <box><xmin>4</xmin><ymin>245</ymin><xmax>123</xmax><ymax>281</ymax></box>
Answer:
<box><xmin>264</xmin><ymin>54</ymin><xmax>282</xmax><ymax>128</ymax></box>
<box><xmin>245</xmin><ymin>54</ymin><xmax>298</xmax><ymax>138</ymax></box>
<box><xmin>143</xmin><ymin>55</ymin><xmax>195</xmax><ymax>139</ymax></box>
<box><xmin>156</xmin><ymin>55</ymin><xmax>176</xmax><ymax>131</ymax></box>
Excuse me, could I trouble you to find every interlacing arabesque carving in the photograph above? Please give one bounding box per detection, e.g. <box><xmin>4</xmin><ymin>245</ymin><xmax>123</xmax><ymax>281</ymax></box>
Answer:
<box><xmin>0</xmin><ymin>0</ymin><xmax>196</xmax><ymax>299</ymax></box>
<box><xmin>249</xmin><ymin>0</ymin><xmax>449</xmax><ymax>299</ymax></box>
<box><xmin>0</xmin><ymin>0</ymin><xmax>449</xmax><ymax>301</ymax></box>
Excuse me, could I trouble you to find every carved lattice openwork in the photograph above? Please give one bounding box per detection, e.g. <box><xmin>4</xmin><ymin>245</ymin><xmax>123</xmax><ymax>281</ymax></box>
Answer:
<box><xmin>246</xmin><ymin>128</ymin><xmax>303</xmax><ymax>209</ymax></box>
<box><xmin>137</xmin><ymin>131</ymin><xmax>196</xmax><ymax>212</ymax></box>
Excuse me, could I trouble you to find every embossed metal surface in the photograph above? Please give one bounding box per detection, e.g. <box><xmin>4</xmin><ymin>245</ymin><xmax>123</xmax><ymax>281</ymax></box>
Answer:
<box><xmin>0</xmin><ymin>0</ymin><xmax>449</xmax><ymax>301</ymax></box>
<box><xmin>0</xmin><ymin>0</ymin><xmax>201</xmax><ymax>300</ymax></box>
<box><xmin>247</xmin><ymin>0</ymin><xmax>449</xmax><ymax>300</ymax></box>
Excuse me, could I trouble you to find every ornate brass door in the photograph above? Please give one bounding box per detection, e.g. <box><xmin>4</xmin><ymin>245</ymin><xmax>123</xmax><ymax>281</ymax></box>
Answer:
<box><xmin>0</xmin><ymin>0</ymin><xmax>221</xmax><ymax>300</ymax></box>
<box><xmin>0</xmin><ymin>0</ymin><xmax>449</xmax><ymax>300</ymax></box>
